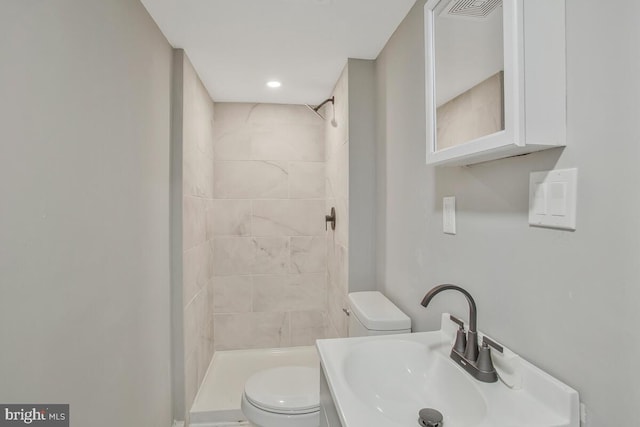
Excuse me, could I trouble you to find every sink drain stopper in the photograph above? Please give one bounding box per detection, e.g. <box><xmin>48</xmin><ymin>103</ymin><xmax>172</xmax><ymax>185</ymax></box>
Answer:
<box><xmin>418</xmin><ymin>408</ymin><xmax>443</xmax><ymax>427</ymax></box>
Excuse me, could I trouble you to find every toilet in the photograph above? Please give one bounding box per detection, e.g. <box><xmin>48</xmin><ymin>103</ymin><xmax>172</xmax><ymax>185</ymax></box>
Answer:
<box><xmin>240</xmin><ymin>291</ymin><xmax>411</xmax><ymax>427</ymax></box>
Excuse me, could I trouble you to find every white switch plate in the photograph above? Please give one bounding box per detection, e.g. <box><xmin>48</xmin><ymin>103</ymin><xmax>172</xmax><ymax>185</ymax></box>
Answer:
<box><xmin>443</xmin><ymin>196</ymin><xmax>456</xmax><ymax>235</ymax></box>
<box><xmin>529</xmin><ymin>168</ymin><xmax>577</xmax><ymax>230</ymax></box>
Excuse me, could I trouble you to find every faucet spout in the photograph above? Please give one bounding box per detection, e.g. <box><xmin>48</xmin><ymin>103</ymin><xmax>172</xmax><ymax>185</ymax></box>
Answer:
<box><xmin>421</xmin><ymin>284</ymin><xmax>477</xmax><ymax>332</ymax></box>
<box><xmin>421</xmin><ymin>284</ymin><xmax>497</xmax><ymax>383</ymax></box>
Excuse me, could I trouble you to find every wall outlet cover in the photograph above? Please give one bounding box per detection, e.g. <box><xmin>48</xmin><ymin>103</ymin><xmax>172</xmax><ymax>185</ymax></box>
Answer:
<box><xmin>529</xmin><ymin>168</ymin><xmax>577</xmax><ymax>230</ymax></box>
<box><xmin>443</xmin><ymin>196</ymin><xmax>456</xmax><ymax>235</ymax></box>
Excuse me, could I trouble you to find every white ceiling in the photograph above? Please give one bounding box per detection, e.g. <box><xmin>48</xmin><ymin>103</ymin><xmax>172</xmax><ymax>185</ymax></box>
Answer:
<box><xmin>141</xmin><ymin>0</ymin><xmax>416</xmax><ymax>105</ymax></box>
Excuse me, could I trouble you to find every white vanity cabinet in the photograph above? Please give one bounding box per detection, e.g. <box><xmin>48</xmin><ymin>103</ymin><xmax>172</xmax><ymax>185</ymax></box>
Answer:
<box><xmin>319</xmin><ymin>365</ymin><xmax>343</xmax><ymax>427</ymax></box>
<box><xmin>425</xmin><ymin>0</ymin><xmax>566</xmax><ymax>166</ymax></box>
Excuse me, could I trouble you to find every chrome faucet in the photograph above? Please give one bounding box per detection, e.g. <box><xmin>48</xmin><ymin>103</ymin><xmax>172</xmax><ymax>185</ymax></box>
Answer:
<box><xmin>421</xmin><ymin>284</ymin><xmax>502</xmax><ymax>383</ymax></box>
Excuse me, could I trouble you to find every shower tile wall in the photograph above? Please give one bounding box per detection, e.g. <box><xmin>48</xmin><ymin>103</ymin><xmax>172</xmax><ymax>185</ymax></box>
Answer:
<box><xmin>180</xmin><ymin>52</ymin><xmax>216</xmax><ymax>411</ymax></box>
<box><xmin>325</xmin><ymin>65</ymin><xmax>350</xmax><ymax>338</ymax></box>
<box><xmin>212</xmin><ymin>103</ymin><xmax>329</xmax><ymax>350</ymax></box>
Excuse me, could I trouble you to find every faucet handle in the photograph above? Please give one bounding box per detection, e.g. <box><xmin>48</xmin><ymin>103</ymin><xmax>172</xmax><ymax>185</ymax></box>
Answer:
<box><xmin>449</xmin><ymin>314</ymin><xmax>465</xmax><ymax>329</ymax></box>
<box><xmin>482</xmin><ymin>336</ymin><xmax>504</xmax><ymax>354</ymax></box>
<box><xmin>449</xmin><ymin>315</ymin><xmax>467</xmax><ymax>354</ymax></box>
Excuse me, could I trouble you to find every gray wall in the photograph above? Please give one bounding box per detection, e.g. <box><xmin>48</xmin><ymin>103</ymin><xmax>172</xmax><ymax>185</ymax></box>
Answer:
<box><xmin>375</xmin><ymin>1</ymin><xmax>640</xmax><ymax>426</ymax></box>
<box><xmin>347</xmin><ymin>59</ymin><xmax>377</xmax><ymax>293</ymax></box>
<box><xmin>0</xmin><ymin>1</ymin><xmax>173</xmax><ymax>426</ymax></box>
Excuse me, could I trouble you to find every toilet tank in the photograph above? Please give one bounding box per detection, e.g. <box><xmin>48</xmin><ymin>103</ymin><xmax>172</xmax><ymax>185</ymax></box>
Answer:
<box><xmin>347</xmin><ymin>291</ymin><xmax>411</xmax><ymax>337</ymax></box>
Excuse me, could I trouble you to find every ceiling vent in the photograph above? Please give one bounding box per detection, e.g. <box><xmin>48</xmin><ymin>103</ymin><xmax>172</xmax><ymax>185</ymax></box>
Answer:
<box><xmin>441</xmin><ymin>0</ymin><xmax>502</xmax><ymax>21</ymax></box>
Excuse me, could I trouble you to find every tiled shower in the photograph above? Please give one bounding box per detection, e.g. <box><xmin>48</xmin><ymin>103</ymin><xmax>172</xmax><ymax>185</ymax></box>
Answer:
<box><xmin>180</xmin><ymin>61</ymin><xmax>354</xmax><ymax>422</ymax></box>
<box><xmin>210</xmin><ymin>103</ymin><xmax>337</xmax><ymax>350</ymax></box>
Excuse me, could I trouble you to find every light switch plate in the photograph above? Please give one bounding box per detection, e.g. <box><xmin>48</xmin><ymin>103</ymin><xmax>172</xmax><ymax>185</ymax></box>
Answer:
<box><xmin>443</xmin><ymin>196</ymin><xmax>456</xmax><ymax>235</ymax></box>
<box><xmin>529</xmin><ymin>168</ymin><xmax>577</xmax><ymax>230</ymax></box>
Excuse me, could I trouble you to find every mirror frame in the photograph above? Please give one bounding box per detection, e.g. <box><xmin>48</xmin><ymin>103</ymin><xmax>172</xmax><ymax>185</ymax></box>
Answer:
<box><xmin>425</xmin><ymin>0</ymin><xmax>525</xmax><ymax>166</ymax></box>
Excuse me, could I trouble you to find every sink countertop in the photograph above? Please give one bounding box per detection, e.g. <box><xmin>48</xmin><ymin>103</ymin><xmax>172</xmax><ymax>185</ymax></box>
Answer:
<box><xmin>316</xmin><ymin>313</ymin><xmax>580</xmax><ymax>427</ymax></box>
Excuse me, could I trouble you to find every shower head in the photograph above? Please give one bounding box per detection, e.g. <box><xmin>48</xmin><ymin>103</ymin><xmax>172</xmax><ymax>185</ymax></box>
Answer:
<box><xmin>305</xmin><ymin>96</ymin><xmax>338</xmax><ymax>127</ymax></box>
<box><xmin>311</xmin><ymin>96</ymin><xmax>334</xmax><ymax>113</ymax></box>
<box><xmin>305</xmin><ymin>103</ymin><xmax>325</xmax><ymax>120</ymax></box>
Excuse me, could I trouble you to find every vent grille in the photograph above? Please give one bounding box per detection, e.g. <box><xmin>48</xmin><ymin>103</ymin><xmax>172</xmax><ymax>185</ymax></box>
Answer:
<box><xmin>444</xmin><ymin>0</ymin><xmax>502</xmax><ymax>20</ymax></box>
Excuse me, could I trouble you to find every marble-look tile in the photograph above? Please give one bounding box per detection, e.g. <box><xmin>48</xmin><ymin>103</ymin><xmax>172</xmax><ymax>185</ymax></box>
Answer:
<box><xmin>194</xmin><ymin>287</ymin><xmax>214</xmax><ymax>383</ymax></box>
<box><xmin>323</xmin><ymin>321</ymin><xmax>340</xmax><ymax>339</ymax></box>
<box><xmin>253</xmin><ymin>273</ymin><xmax>326</xmax><ymax>313</ymax></box>
<box><xmin>325</xmin><ymin>141</ymin><xmax>348</xmax><ymax>200</ymax></box>
<box><xmin>289</xmin><ymin>162</ymin><xmax>325</xmax><ymax>199</ymax></box>
<box><xmin>213</xmin><ymin>237</ymin><xmax>256</xmax><ymax>276</ymax></box>
<box><xmin>214</xmin><ymin>161</ymin><xmax>288</xmax><ymax>199</ymax></box>
<box><xmin>184</xmin><ymin>351</ymin><xmax>198</xmax><ymax>416</ymax></box>
<box><xmin>325</xmin><ymin>65</ymin><xmax>349</xmax><ymax>159</ymax></box>
<box><xmin>210</xmin><ymin>102</ymin><xmax>330</xmax><ymax>351</ymax></box>
<box><xmin>213</xmin><ymin>312</ymin><xmax>290</xmax><ymax>350</ymax></box>
<box><xmin>245</xmin><ymin>103</ymin><xmax>323</xmax><ymax>126</ymax></box>
<box><xmin>213</xmin><ymin>124</ymin><xmax>252</xmax><ymax>161</ymax></box>
<box><xmin>213</xmin><ymin>276</ymin><xmax>253</xmax><ymax>313</ymax></box>
<box><xmin>252</xmin><ymin>200</ymin><xmax>325</xmax><ymax>236</ymax></box>
<box><xmin>335</xmin><ymin>244</ymin><xmax>348</xmax><ymax>293</ymax></box>
<box><xmin>184</xmin><ymin>297</ymin><xmax>198</xmax><ymax>359</ymax></box>
<box><xmin>290</xmin><ymin>310</ymin><xmax>327</xmax><ymax>329</ymax></box>
<box><xmin>183</xmin><ymin>241</ymin><xmax>214</xmax><ymax>305</ymax></box>
<box><xmin>204</xmin><ymin>198</ymin><xmax>215</xmax><ymax>240</ymax></box>
<box><xmin>182</xmin><ymin>85</ymin><xmax>215</xmax><ymax>199</ymax></box>
<box><xmin>253</xmin><ymin>237</ymin><xmax>290</xmax><ymax>274</ymax></box>
<box><xmin>325</xmin><ymin>158</ymin><xmax>336</xmax><ymax>201</ymax></box>
<box><xmin>336</xmin><ymin>142</ymin><xmax>349</xmax><ymax>200</ymax></box>
<box><xmin>183</xmin><ymin>246</ymin><xmax>198</xmax><ymax>307</ymax></box>
<box><xmin>210</xmin><ymin>200</ymin><xmax>252</xmax><ymax>236</ymax></box>
<box><xmin>181</xmin><ymin>58</ymin><xmax>216</xmax><ymax>412</ymax></box>
<box><xmin>326</xmin><ymin>235</ymin><xmax>337</xmax><ymax>289</ymax></box>
<box><xmin>213</xmin><ymin>237</ymin><xmax>291</xmax><ymax>276</ymax></box>
<box><xmin>205</xmin><ymin>280</ymin><xmax>215</xmax><ymax>340</ymax></box>
<box><xmin>186</xmin><ymin>286</ymin><xmax>213</xmax><ymax>390</ymax></box>
<box><xmin>334</xmin><ymin>197</ymin><xmax>349</xmax><ymax>249</ymax></box>
<box><xmin>207</xmin><ymin>277</ymin><xmax>215</xmax><ymax>311</ymax></box>
<box><xmin>290</xmin><ymin>236</ymin><xmax>326</xmax><ymax>274</ymax></box>
<box><xmin>183</xmin><ymin>149</ymin><xmax>215</xmax><ymax>199</ymax></box>
<box><xmin>197</xmin><ymin>336</ymin><xmax>214</xmax><ymax>386</ymax></box>
<box><xmin>213</xmin><ymin>103</ymin><xmax>255</xmax><ymax>127</ymax></box>
<box><xmin>325</xmin><ymin>132</ymin><xmax>348</xmax><ymax>247</ymax></box>
<box><xmin>183</xmin><ymin>196</ymin><xmax>206</xmax><ymax>250</ymax></box>
<box><xmin>251</xmin><ymin>124</ymin><xmax>324</xmax><ymax>162</ymax></box>
<box><xmin>437</xmin><ymin>72</ymin><xmax>504</xmax><ymax>150</ymax></box>
<box><xmin>324</xmin><ymin>198</ymin><xmax>348</xmax><ymax>252</ymax></box>
<box><xmin>327</xmin><ymin>290</ymin><xmax>348</xmax><ymax>338</ymax></box>
<box><xmin>183</xmin><ymin>99</ymin><xmax>215</xmax><ymax>199</ymax></box>
<box><xmin>326</xmin><ymin>243</ymin><xmax>348</xmax><ymax>338</ymax></box>
<box><xmin>291</xmin><ymin>327</ymin><xmax>326</xmax><ymax>346</ymax></box>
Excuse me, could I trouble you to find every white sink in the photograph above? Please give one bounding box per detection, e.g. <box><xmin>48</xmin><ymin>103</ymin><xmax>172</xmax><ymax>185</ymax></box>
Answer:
<box><xmin>343</xmin><ymin>339</ymin><xmax>486</xmax><ymax>426</ymax></box>
<box><xmin>317</xmin><ymin>314</ymin><xmax>579</xmax><ymax>427</ymax></box>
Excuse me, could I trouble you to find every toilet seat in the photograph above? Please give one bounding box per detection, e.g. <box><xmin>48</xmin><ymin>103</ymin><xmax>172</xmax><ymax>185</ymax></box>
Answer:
<box><xmin>244</xmin><ymin>366</ymin><xmax>319</xmax><ymax>415</ymax></box>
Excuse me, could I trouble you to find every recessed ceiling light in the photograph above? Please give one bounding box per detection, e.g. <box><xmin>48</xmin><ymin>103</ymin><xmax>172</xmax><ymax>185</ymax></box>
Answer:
<box><xmin>266</xmin><ymin>81</ymin><xmax>282</xmax><ymax>88</ymax></box>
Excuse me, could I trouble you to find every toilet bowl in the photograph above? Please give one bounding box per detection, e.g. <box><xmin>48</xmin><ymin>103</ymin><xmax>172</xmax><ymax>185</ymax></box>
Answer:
<box><xmin>240</xmin><ymin>366</ymin><xmax>319</xmax><ymax>427</ymax></box>
<box><xmin>241</xmin><ymin>291</ymin><xmax>411</xmax><ymax>427</ymax></box>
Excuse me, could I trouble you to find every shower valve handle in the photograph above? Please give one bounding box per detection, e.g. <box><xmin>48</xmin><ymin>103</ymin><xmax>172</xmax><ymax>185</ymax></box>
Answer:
<box><xmin>325</xmin><ymin>207</ymin><xmax>336</xmax><ymax>231</ymax></box>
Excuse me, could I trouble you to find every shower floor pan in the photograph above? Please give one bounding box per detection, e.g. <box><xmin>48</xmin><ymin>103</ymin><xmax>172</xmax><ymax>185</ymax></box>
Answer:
<box><xmin>190</xmin><ymin>346</ymin><xmax>319</xmax><ymax>427</ymax></box>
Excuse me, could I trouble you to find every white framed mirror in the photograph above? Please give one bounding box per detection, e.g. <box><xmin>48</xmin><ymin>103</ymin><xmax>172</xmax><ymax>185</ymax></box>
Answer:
<box><xmin>425</xmin><ymin>0</ymin><xmax>567</xmax><ymax>166</ymax></box>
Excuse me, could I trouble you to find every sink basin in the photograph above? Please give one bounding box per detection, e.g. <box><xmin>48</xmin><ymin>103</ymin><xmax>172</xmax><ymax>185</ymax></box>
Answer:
<box><xmin>316</xmin><ymin>313</ymin><xmax>580</xmax><ymax>427</ymax></box>
<box><xmin>343</xmin><ymin>340</ymin><xmax>486</xmax><ymax>426</ymax></box>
